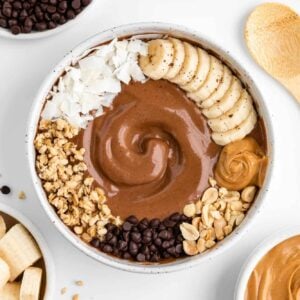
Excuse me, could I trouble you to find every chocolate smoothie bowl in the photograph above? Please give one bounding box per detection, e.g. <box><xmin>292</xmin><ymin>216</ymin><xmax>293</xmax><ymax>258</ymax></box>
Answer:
<box><xmin>27</xmin><ymin>23</ymin><xmax>273</xmax><ymax>272</ymax></box>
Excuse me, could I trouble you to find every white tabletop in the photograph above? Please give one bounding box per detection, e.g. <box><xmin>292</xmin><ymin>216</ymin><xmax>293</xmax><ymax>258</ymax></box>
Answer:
<box><xmin>0</xmin><ymin>0</ymin><xmax>300</xmax><ymax>299</ymax></box>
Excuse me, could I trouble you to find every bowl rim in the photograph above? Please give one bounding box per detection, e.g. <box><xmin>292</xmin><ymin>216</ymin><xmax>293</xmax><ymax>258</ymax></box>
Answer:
<box><xmin>0</xmin><ymin>202</ymin><xmax>55</xmax><ymax>299</ymax></box>
<box><xmin>234</xmin><ymin>226</ymin><xmax>300</xmax><ymax>300</ymax></box>
<box><xmin>0</xmin><ymin>1</ymin><xmax>96</xmax><ymax>40</ymax></box>
<box><xmin>26</xmin><ymin>21</ymin><xmax>275</xmax><ymax>274</ymax></box>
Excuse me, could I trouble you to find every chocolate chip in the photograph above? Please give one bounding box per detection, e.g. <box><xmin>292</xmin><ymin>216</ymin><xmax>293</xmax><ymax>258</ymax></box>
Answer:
<box><xmin>136</xmin><ymin>253</ymin><xmax>146</xmax><ymax>262</ymax></box>
<box><xmin>118</xmin><ymin>240</ymin><xmax>127</xmax><ymax>251</ymax></box>
<box><xmin>130</xmin><ymin>232</ymin><xmax>141</xmax><ymax>243</ymax></box>
<box><xmin>108</xmin><ymin>236</ymin><xmax>117</xmax><ymax>246</ymax></box>
<box><xmin>71</xmin><ymin>0</ymin><xmax>81</xmax><ymax>10</ymax></box>
<box><xmin>0</xmin><ymin>185</ymin><xmax>11</xmax><ymax>195</ymax></box>
<box><xmin>167</xmin><ymin>246</ymin><xmax>176</xmax><ymax>255</ymax></box>
<box><xmin>143</xmin><ymin>228</ymin><xmax>152</xmax><ymax>238</ymax></box>
<box><xmin>106</xmin><ymin>223</ymin><xmax>116</xmax><ymax>232</ymax></box>
<box><xmin>154</xmin><ymin>238</ymin><xmax>162</xmax><ymax>246</ymax></box>
<box><xmin>129</xmin><ymin>241</ymin><xmax>138</xmax><ymax>256</ymax></box>
<box><xmin>123</xmin><ymin>252</ymin><xmax>132</xmax><ymax>260</ymax></box>
<box><xmin>163</xmin><ymin>219</ymin><xmax>176</xmax><ymax>228</ymax></box>
<box><xmin>158</xmin><ymin>230</ymin><xmax>169</xmax><ymax>240</ymax></box>
<box><xmin>122</xmin><ymin>221</ymin><xmax>132</xmax><ymax>231</ymax></box>
<box><xmin>126</xmin><ymin>215</ymin><xmax>139</xmax><ymax>225</ymax></box>
<box><xmin>90</xmin><ymin>238</ymin><xmax>100</xmax><ymax>248</ymax></box>
<box><xmin>175</xmin><ymin>244</ymin><xmax>183</xmax><ymax>254</ymax></box>
<box><xmin>150</xmin><ymin>218</ymin><xmax>160</xmax><ymax>228</ymax></box>
<box><xmin>102</xmin><ymin>244</ymin><xmax>113</xmax><ymax>253</ymax></box>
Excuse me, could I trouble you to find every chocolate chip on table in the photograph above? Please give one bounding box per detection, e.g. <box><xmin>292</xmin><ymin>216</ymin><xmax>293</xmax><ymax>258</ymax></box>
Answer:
<box><xmin>0</xmin><ymin>185</ymin><xmax>11</xmax><ymax>195</ymax></box>
<box><xmin>90</xmin><ymin>213</ymin><xmax>188</xmax><ymax>263</ymax></box>
<box><xmin>0</xmin><ymin>0</ymin><xmax>93</xmax><ymax>35</ymax></box>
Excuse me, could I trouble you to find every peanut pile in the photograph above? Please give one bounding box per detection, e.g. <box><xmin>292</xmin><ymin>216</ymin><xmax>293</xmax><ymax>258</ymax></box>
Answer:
<box><xmin>180</xmin><ymin>178</ymin><xmax>257</xmax><ymax>255</ymax></box>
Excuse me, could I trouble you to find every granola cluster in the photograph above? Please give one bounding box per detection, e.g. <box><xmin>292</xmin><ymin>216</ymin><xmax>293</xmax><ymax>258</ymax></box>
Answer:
<box><xmin>180</xmin><ymin>178</ymin><xmax>257</xmax><ymax>255</ymax></box>
<box><xmin>34</xmin><ymin>119</ymin><xmax>121</xmax><ymax>243</ymax></box>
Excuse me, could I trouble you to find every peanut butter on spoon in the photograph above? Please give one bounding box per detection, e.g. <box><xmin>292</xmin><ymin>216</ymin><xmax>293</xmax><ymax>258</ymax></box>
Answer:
<box><xmin>245</xmin><ymin>3</ymin><xmax>300</xmax><ymax>102</ymax></box>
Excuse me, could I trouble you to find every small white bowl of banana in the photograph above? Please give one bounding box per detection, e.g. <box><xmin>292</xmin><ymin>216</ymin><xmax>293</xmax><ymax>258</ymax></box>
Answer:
<box><xmin>0</xmin><ymin>203</ymin><xmax>54</xmax><ymax>299</ymax></box>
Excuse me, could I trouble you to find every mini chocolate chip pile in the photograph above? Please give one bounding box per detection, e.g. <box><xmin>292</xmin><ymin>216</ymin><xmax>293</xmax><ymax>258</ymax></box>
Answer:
<box><xmin>0</xmin><ymin>0</ymin><xmax>92</xmax><ymax>35</ymax></box>
<box><xmin>91</xmin><ymin>214</ymin><xmax>188</xmax><ymax>262</ymax></box>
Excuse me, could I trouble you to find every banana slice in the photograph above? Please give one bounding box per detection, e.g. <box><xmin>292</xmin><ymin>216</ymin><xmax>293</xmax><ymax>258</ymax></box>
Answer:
<box><xmin>163</xmin><ymin>38</ymin><xmax>185</xmax><ymax>80</ymax></box>
<box><xmin>187</xmin><ymin>55</ymin><xmax>224</xmax><ymax>101</ymax></box>
<box><xmin>0</xmin><ymin>282</ymin><xmax>21</xmax><ymax>300</ymax></box>
<box><xmin>181</xmin><ymin>48</ymin><xmax>211</xmax><ymax>92</ymax></box>
<box><xmin>139</xmin><ymin>39</ymin><xmax>174</xmax><ymax>80</ymax></box>
<box><xmin>212</xmin><ymin>108</ymin><xmax>257</xmax><ymax>145</ymax></box>
<box><xmin>20</xmin><ymin>267</ymin><xmax>42</xmax><ymax>300</ymax></box>
<box><xmin>202</xmin><ymin>77</ymin><xmax>243</xmax><ymax>119</ymax></box>
<box><xmin>170</xmin><ymin>42</ymin><xmax>199</xmax><ymax>85</ymax></box>
<box><xmin>0</xmin><ymin>224</ymin><xmax>42</xmax><ymax>282</ymax></box>
<box><xmin>198</xmin><ymin>66</ymin><xmax>233</xmax><ymax>109</ymax></box>
<box><xmin>0</xmin><ymin>258</ymin><xmax>10</xmax><ymax>290</ymax></box>
<box><xmin>208</xmin><ymin>90</ymin><xmax>253</xmax><ymax>132</ymax></box>
<box><xmin>0</xmin><ymin>215</ymin><xmax>6</xmax><ymax>239</ymax></box>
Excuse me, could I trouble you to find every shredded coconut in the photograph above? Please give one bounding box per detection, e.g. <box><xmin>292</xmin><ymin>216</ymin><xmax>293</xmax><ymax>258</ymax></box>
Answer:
<box><xmin>42</xmin><ymin>38</ymin><xmax>148</xmax><ymax>128</ymax></box>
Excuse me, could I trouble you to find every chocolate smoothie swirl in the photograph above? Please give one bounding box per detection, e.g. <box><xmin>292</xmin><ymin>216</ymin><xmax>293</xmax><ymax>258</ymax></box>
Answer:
<box><xmin>79</xmin><ymin>80</ymin><xmax>220</xmax><ymax>219</ymax></box>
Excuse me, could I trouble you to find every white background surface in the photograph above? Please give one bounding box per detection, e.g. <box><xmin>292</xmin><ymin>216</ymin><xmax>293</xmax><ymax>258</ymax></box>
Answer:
<box><xmin>0</xmin><ymin>0</ymin><xmax>299</xmax><ymax>299</ymax></box>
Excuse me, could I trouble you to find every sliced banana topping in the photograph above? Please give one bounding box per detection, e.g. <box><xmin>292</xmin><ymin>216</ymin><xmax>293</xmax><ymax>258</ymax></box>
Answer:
<box><xmin>212</xmin><ymin>108</ymin><xmax>257</xmax><ymax>145</ymax></box>
<box><xmin>202</xmin><ymin>76</ymin><xmax>243</xmax><ymax>119</ymax></box>
<box><xmin>181</xmin><ymin>48</ymin><xmax>211</xmax><ymax>92</ymax></box>
<box><xmin>139</xmin><ymin>39</ymin><xmax>174</xmax><ymax>80</ymax></box>
<box><xmin>188</xmin><ymin>56</ymin><xmax>224</xmax><ymax>101</ymax></box>
<box><xmin>138</xmin><ymin>38</ymin><xmax>259</xmax><ymax>146</ymax></box>
<box><xmin>163</xmin><ymin>38</ymin><xmax>185</xmax><ymax>80</ymax></box>
<box><xmin>198</xmin><ymin>66</ymin><xmax>233</xmax><ymax>109</ymax></box>
<box><xmin>208</xmin><ymin>90</ymin><xmax>253</xmax><ymax>132</ymax></box>
<box><xmin>170</xmin><ymin>42</ymin><xmax>199</xmax><ymax>85</ymax></box>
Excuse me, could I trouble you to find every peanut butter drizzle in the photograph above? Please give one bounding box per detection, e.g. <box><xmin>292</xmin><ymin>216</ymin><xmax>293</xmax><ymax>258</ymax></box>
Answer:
<box><xmin>246</xmin><ymin>235</ymin><xmax>300</xmax><ymax>300</ymax></box>
<box><xmin>215</xmin><ymin>137</ymin><xmax>267</xmax><ymax>190</ymax></box>
<box><xmin>77</xmin><ymin>79</ymin><xmax>221</xmax><ymax>219</ymax></box>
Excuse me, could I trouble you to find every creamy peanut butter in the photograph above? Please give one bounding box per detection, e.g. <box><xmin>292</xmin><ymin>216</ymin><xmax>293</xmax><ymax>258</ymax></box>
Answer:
<box><xmin>76</xmin><ymin>79</ymin><xmax>221</xmax><ymax>219</ymax></box>
<box><xmin>215</xmin><ymin>137</ymin><xmax>267</xmax><ymax>190</ymax></box>
<box><xmin>246</xmin><ymin>235</ymin><xmax>300</xmax><ymax>300</ymax></box>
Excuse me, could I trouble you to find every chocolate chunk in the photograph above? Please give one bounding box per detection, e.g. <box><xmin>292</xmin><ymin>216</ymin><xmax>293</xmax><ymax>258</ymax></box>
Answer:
<box><xmin>0</xmin><ymin>185</ymin><xmax>11</xmax><ymax>194</ymax></box>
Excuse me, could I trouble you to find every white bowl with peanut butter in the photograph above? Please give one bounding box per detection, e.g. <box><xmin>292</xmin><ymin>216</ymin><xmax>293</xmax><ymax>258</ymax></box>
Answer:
<box><xmin>235</xmin><ymin>227</ymin><xmax>300</xmax><ymax>300</ymax></box>
<box><xmin>27</xmin><ymin>22</ymin><xmax>274</xmax><ymax>273</ymax></box>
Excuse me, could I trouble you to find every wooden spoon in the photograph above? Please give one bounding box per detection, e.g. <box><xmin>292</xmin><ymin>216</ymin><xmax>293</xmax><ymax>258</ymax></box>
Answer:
<box><xmin>245</xmin><ymin>3</ymin><xmax>300</xmax><ymax>102</ymax></box>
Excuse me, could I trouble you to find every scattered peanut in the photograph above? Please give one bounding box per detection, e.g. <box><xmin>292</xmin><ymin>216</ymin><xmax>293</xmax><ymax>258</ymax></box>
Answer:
<box><xmin>180</xmin><ymin>223</ymin><xmax>200</xmax><ymax>241</ymax></box>
<box><xmin>183</xmin><ymin>240</ymin><xmax>198</xmax><ymax>256</ymax></box>
<box><xmin>241</xmin><ymin>186</ymin><xmax>257</xmax><ymax>203</ymax></box>
<box><xmin>183</xmin><ymin>203</ymin><xmax>196</xmax><ymax>217</ymax></box>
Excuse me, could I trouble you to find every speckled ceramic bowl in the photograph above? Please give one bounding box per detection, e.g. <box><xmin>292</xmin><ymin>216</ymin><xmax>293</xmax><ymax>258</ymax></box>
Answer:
<box><xmin>0</xmin><ymin>202</ymin><xmax>55</xmax><ymax>299</ymax></box>
<box><xmin>27</xmin><ymin>22</ymin><xmax>274</xmax><ymax>273</ymax></box>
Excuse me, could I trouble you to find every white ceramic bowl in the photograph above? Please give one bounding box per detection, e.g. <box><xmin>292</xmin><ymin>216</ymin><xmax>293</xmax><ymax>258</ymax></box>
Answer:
<box><xmin>234</xmin><ymin>226</ymin><xmax>300</xmax><ymax>299</ymax></box>
<box><xmin>0</xmin><ymin>202</ymin><xmax>55</xmax><ymax>299</ymax></box>
<box><xmin>0</xmin><ymin>1</ymin><xmax>96</xmax><ymax>40</ymax></box>
<box><xmin>27</xmin><ymin>22</ymin><xmax>274</xmax><ymax>273</ymax></box>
